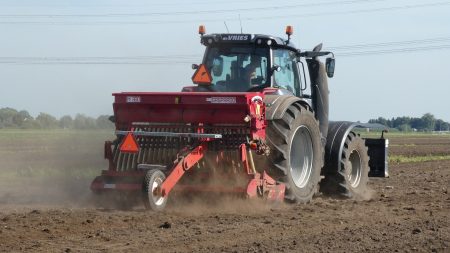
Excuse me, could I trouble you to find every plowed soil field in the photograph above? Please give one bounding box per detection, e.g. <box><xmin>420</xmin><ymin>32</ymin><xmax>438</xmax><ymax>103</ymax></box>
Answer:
<box><xmin>0</xmin><ymin>131</ymin><xmax>449</xmax><ymax>252</ymax></box>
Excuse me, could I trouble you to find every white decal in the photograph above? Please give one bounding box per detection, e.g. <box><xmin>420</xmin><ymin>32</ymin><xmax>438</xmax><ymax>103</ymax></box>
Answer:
<box><xmin>206</xmin><ymin>97</ymin><xmax>237</xmax><ymax>104</ymax></box>
<box><xmin>222</xmin><ymin>34</ymin><xmax>249</xmax><ymax>41</ymax></box>
<box><xmin>251</xmin><ymin>96</ymin><xmax>263</xmax><ymax>103</ymax></box>
<box><xmin>104</xmin><ymin>184</ymin><xmax>116</xmax><ymax>189</ymax></box>
<box><xmin>126</xmin><ymin>96</ymin><xmax>141</xmax><ymax>103</ymax></box>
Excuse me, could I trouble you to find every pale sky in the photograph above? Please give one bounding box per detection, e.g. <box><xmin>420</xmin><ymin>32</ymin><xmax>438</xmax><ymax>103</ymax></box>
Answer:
<box><xmin>0</xmin><ymin>0</ymin><xmax>449</xmax><ymax>122</ymax></box>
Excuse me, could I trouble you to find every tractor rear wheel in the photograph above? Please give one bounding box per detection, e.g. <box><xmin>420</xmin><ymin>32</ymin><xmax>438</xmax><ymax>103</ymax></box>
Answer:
<box><xmin>265</xmin><ymin>104</ymin><xmax>323</xmax><ymax>203</ymax></box>
<box><xmin>321</xmin><ymin>131</ymin><xmax>370</xmax><ymax>198</ymax></box>
<box><xmin>143</xmin><ymin>169</ymin><xmax>168</xmax><ymax>211</ymax></box>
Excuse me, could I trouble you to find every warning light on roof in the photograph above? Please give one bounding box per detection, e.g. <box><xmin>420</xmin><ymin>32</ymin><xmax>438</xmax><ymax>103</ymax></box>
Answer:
<box><xmin>285</xmin><ymin>25</ymin><xmax>293</xmax><ymax>36</ymax></box>
<box><xmin>199</xmin><ymin>25</ymin><xmax>206</xmax><ymax>36</ymax></box>
<box><xmin>119</xmin><ymin>133</ymin><xmax>139</xmax><ymax>153</ymax></box>
<box><xmin>192</xmin><ymin>64</ymin><xmax>212</xmax><ymax>85</ymax></box>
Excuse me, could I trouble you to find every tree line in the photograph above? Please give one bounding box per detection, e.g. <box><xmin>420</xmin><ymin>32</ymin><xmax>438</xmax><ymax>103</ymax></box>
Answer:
<box><xmin>2</xmin><ymin>107</ymin><xmax>449</xmax><ymax>132</ymax></box>
<box><xmin>0</xmin><ymin>107</ymin><xmax>114</xmax><ymax>129</ymax></box>
<box><xmin>369</xmin><ymin>113</ymin><xmax>450</xmax><ymax>132</ymax></box>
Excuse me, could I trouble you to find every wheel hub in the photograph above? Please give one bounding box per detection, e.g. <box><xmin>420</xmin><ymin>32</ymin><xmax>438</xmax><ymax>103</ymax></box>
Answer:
<box><xmin>151</xmin><ymin>178</ymin><xmax>165</xmax><ymax>206</ymax></box>
<box><xmin>347</xmin><ymin>150</ymin><xmax>362</xmax><ymax>188</ymax></box>
<box><xmin>290</xmin><ymin>125</ymin><xmax>314</xmax><ymax>188</ymax></box>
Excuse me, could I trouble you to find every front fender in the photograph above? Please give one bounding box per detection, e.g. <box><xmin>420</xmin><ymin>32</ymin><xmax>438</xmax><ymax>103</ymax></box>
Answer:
<box><xmin>324</xmin><ymin>121</ymin><xmax>358</xmax><ymax>173</ymax></box>
<box><xmin>324</xmin><ymin>121</ymin><xmax>389</xmax><ymax>177</ymax></box>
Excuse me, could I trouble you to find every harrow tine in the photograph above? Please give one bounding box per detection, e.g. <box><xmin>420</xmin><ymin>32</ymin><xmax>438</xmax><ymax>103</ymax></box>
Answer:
<box><xmin>118</xmin><ymin>151</ymin><xmax>124</xmax><ymax>172</ymax></box>
<box><xmin>113</xmin><ymin>143</ymin><xmax>119</xmax><ymax>169</ymax></box>
<box><xmin>150</xmin><ymin>127</ymin><xmax>156</xmax><ymax>163</ymax></box>
<box><xmin>131</xmin><ymin>151</ymin><xmax>137</xmax><ymax>170</ymax></box>
<box><xmin>137</xmin><ymin>127</ymin><xmax>144</xmax><ymax>168</ymax></box>
<box><xmin>122</xmin><ymin>152</ymin><xmax>127</xmax><ymax>172</ymax></box>
<box><xmin>146</xmin><ymin>137</ymin><xmax>151</xmax><ymax>164</ymax></box>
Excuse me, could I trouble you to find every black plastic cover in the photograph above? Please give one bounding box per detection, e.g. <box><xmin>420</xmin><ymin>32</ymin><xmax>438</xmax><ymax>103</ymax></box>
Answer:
<box><xmin>365</xmin><ymin>138</ymin><xmax>389</xmax><ymax>177</ymax></box>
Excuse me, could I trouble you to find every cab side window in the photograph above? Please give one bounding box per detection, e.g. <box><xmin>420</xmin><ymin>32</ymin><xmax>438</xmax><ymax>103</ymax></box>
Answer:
<box><xmin>273</xmin><ymin>49</ymin><xmax>300</xmax><ymax>96</ymax></box>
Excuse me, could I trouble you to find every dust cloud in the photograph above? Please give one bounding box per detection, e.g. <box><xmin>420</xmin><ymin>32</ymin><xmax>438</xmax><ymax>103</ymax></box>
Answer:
<box><xmin>355</xmin><ymin>187</ymin><xmax>375</xmax><ymax>201</ymax></box>
<box><xmin>0</xmin><ymin>129</ymin><xmax>372</xmax><ymax>212</ymax></box>
<box><xmin>0</xmin><ymin>130</ymin><xmax>110</xmax><ymax>210</ymax></box>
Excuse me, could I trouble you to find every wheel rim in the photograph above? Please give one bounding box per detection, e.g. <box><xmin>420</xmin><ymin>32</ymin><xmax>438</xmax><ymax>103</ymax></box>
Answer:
<box><xmin>290</xmin><ymin>125</ymin><xmax>314</xmax><ymax>188</ymax></box>
<box><xmin>151</xmin><ymin>177</ymin><xmax>165</xmax><ymax>206</ymax></box>
<box><xmin>348</xmin><ymin>150</ymin><xmax>362</xmax><ymax>188</ymax></box>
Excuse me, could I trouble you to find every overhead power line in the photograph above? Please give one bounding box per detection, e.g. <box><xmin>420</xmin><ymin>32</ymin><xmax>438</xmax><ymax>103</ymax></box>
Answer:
<box><xmin>0</xmin><ymin>56</ymin><xmax>199</xmax><ymax>65</ymax></box>
<box><xmin>37</xmin><ymin>38</ymin><xmax>447</xmax><ymax>62</ymax></box>
<box><xmin>327</xmin><ymin>36</ymin><xmax>450</xmax><ymax>50</ymax></box>
<box><xmin>0</xmin><ymin>0</ymin><xmax>386</xmax><ymax>18</ymax></box>
<box><xmin>0</xmin><ymin>54</ymin><xmax>199</xmax><ymax>60</ymax></box>
<box><xmin>243</xmin><ymin>1</ymin><xmax>450</xmax><ymax>22</ymax></box>
<box><xmin>0</xmin><ymin>60</ymin><xmax>197</xmax><ymax>65</ymax></box>
<box><xmin>336</xmin><ymin>44</ymin><xmax>450</xmax><ymax>57</ymax></box>
<box><xmin>1</xmin><ymin>35</ymin><xmax>450</xmax><ymax>65</ymax></box>
<box><xmin>0</xmin><ymin>1</ymin><xmax>449</xmax><ymax>25</ymax></box>
<box><xmin>0</xmin><ymin>46</ymin><xmax>449</xmax><ymax>64</ymax></box>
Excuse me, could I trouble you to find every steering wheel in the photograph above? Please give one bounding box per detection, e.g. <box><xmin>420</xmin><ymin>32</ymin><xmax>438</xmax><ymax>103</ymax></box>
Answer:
<box><xmin>215</xmin><ymin>82</ymin><xmax>227</xmax><ymax>92</ymax></box>
<box><xmin>251</xmin><ymin>76</ymin><xmax>265</xmax><ymax>85</ymax></box>
<box><xmin>247</xmin><ymin>76</ymin><xmax>267</xmax><ymax>92</ymax></box>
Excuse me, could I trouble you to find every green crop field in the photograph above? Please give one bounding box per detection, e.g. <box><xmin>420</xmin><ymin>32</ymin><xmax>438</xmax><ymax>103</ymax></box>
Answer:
<box><xmin>0</xmin><ymin>129</ymin><xmax>114</xmax><ymax>191</ymax></box>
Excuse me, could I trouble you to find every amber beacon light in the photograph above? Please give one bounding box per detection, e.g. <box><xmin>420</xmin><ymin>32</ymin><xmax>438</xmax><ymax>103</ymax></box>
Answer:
<box><xmin>198</xmin><ymin>25</ymin><xmax>206</xmax><ymax>36</ymax></box>
<box><xmin>285</xmin><ymin>25</ymin><xmax>293</xmax><ymax>36</ymax></box>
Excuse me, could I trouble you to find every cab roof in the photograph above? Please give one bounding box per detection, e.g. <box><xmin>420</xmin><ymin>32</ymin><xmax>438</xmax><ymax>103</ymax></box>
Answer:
<box><xmin>200</xmin><ymin>33</ymin><xmax>299</xmax><ymax>52</ymax></box>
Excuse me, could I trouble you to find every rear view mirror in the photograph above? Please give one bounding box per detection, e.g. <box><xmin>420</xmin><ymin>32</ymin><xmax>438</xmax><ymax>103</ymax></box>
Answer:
<box><xmin>271</xmin><ymin>65</ymin><xmax>281</xmax><ymax>73</ymax></box>
<box><xmin>325</xmin><ymin>58</ymin><xmax>335</xmax><ymax>78</ymax></box>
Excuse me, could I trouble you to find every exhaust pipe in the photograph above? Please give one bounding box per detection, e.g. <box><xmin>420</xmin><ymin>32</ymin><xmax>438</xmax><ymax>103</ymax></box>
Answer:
<box><xmin>307</xmin><ymin>58</ymin><xmax>329</xmax><ymax>145</ymax></box>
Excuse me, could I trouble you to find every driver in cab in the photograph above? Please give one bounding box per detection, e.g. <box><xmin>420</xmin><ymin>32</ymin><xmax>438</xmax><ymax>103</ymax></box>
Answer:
<box><xmin>242</xmin><ymin>55</ymin><xmax>261</xmax><ymax>88</ymax></box>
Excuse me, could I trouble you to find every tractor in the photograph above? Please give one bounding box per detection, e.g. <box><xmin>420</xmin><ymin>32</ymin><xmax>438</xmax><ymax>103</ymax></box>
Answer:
<box><xmin>91</xmin><ymin>25</ymin><xmax>388</xmax><ymax>211</ymax></box>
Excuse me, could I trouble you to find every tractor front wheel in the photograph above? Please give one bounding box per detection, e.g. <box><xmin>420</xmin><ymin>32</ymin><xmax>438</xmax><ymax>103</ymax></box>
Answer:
<box><xmin>321</xmin><ymin>131</ymin><xmax>370</xmax><ymax>198</ymax></box>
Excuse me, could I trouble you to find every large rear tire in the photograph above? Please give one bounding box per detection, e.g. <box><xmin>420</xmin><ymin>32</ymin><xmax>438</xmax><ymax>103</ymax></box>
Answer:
<box><xmin>321</xmin><ymin>131</ymin><xmax>370</xmax><ymax>198</ymax></box>
<box><xmin>265</xmin><ymin>104</ymin><xmax>323</xmax><ymax>203</ymax></box>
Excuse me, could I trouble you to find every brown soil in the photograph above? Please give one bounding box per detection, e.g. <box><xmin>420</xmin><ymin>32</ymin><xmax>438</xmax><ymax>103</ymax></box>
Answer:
<box><xmin>389</xmin><ymin>135</ymin><xmax>450</xmax><ymax>156</ymax></box>
<box><xmin>0</xmin><ymin>133</ymin><xmax>449</xmax><ymax>252</ymax></box>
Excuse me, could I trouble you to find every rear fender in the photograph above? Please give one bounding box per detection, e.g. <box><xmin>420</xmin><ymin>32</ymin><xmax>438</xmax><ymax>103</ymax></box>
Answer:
<box><xmin>264</xmin><ymin>95</ymin><xmax>311</xmax><ymax>120</ymax></box>
<box><xmin>324</xmin><ymin>121</ymin><xmax>389</xmax><ymax>177</ymax></box>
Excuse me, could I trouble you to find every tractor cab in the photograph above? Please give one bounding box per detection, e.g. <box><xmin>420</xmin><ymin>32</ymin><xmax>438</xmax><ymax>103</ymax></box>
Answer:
<box><xmin>188</xmin><ymin>25</ymin><xmax>335</xmax><ymax>97</ymax></box>
<box><xmin>203</xmin><ymin>43</ymin><xmax>269</xmax><ymax>92</ymax></box>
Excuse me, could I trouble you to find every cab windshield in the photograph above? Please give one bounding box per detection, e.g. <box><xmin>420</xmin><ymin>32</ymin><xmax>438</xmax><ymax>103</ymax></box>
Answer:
<box><xmin>204</xmin><ymin>45</ymin><xmax>269</xmax><ymax>92</ymax></box>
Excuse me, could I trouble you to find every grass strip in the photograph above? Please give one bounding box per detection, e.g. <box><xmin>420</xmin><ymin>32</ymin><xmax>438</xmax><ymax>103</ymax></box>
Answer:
<box><xmin>389</xmin><ymin>144</ymin><xmax>417</xmax><ymax>147</ymax></box>
<box><xmin>389</xmin><ymin>155</ymin><xmax>450</xmax><ymax>163</ymax></box>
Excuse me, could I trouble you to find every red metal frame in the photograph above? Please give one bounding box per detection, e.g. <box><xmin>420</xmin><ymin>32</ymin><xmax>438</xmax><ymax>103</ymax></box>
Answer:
<box><xmin>90</xmin><ymin>170</ymin><xmax>145</xmax><ymax>192</ymax></box>
<box><xmin>92</xmin><ymin>90</ymin><xmax>285</xmax><ymax>203</ymax></box>
<box><xmin>104</xmin><ymin>141</ymin><xmax>116</xmax><ymax>170</ymax></box>
<box><xmin>112</xmin><ymin>92</ymin><xmax>266</xmax><ymax>139</ymax></box>
<box><xmin>239</xmin><ymin>145</ymin><xmax>285</xmax><ymax>201</ymax></box>
<box><xmin>91</xmin><ymin>181</ymin><xmax>142</xmax><ymax>191</ymax></box>
<box><xmin>160</xmin><ymin>143</ymin><xmax>207</xmax><ymax>197</ymax></box>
